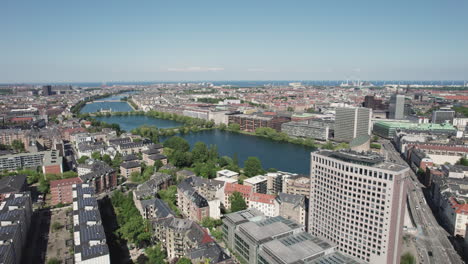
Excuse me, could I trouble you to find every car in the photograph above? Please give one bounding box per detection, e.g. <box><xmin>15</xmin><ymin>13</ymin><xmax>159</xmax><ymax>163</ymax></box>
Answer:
<box><xmin>416</xmin><ymin>206</ymin><xmax>420</xmax><ymax>209</ymax></box>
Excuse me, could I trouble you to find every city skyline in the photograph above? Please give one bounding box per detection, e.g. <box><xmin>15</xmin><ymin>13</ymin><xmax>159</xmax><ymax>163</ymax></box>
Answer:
<box><xmin>2</xmin><ymin>0</ymin><xmax>468</xmax><ymax>82</ymax></box>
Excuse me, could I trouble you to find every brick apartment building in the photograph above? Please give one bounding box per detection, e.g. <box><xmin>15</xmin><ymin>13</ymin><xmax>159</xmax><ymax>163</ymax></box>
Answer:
<box><xmin>50</xmin><ymin>177</ymin><xmax>83</xmax><ymax>205</ymax></box>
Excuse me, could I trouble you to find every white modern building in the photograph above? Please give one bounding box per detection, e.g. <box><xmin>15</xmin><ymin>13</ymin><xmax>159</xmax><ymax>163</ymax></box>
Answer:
<box><xmin>309</xmin><ymin>150</ymin><xmax>409</xmax><ymax>264</ymax></box>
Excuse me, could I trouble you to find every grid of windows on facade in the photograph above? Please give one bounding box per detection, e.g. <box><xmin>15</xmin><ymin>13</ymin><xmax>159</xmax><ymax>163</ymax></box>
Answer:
<box><xmin>311</xmin><ymin>156</ymin><xmax>397</xmax><ymax>263</ymax></box>
<box><xmin>234</xmin><ymin>233</ymin><xmax>250</xmax><ymax>261</ymax></box>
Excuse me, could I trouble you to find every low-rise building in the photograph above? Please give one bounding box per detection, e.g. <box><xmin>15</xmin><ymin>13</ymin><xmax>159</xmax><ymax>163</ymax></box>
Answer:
<box><xmin>133</xmin><ymin>172</ymin><xmax>173</xmax><ymax>200</ymax></box>
<box><xmin>282</xmin><ymin>174</ymin><xmax>310</xmax><ymax>198</ymax></box>
<box><xmin>243</xmin><ymin>175</ymin><xmax>267</xmax><ymax>194</ymax></box>
<box><xmin>248</xmin><ymin>193</ymin><xmax>276</xmax><ymax>217</ymax></box>
<box><xmin>152</xmin><ymin>217</ymin><xmax>229</xmax><ymax>262</ymax></box>
<box><xmin>178</xmin><ymin>178</ymin><xmax>211</xmax><ymax>221</ymax></box>
<box><xmin>144</xmin><ymin>154</ymin><xmax>168</xmax><ymax>166</ymax></box>
<box><xmin>77</xmin><ymin>160</ymin><xmax>117</xmax><ymax>194</ymax></box>
<box><xmin>216</xmin><ymin>169</ymin><xmax>239</xmax><ymax>179</ymax></box>
<box><xmin>223</xmin><ymin>183</ymin><xmax>253</xmax><ymax>209</ymax></box>
<box><xmin>120</xmin><ymin>161</ymin><xmax>141</xmax><ymax>178</ymax></box>
<box><xmin>135</xmin><ymin>198</ymin><xmax>174</xmax><ymax>220</ymax></box>
<box><xmin>275</xmin><ymin>192</ymin><xmax>308</xmax><ymax>229</ymax></box>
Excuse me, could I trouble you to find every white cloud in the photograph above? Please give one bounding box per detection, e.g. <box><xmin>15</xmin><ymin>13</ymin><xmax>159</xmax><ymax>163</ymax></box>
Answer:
<box><xmin>166</xmin><ymin>66</ymin><xmax>224</xmax><ymax>72</ymax></box>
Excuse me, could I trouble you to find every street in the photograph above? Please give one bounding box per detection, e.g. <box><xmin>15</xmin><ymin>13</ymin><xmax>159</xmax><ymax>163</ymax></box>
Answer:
<box><xmin>381</xmin><ymin>140</ymin><xmax>463</xmax><ymax>264</ymax></box>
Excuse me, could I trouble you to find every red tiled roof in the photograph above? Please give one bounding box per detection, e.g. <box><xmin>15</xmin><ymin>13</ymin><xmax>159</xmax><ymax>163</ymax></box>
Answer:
<box><xmin>11</xmin><ymin>117</ymin><xmax>33</xmax><ymax>122</ymax></box>
<box><xmin>449</xmin><ymin>197</ymin><xmax>468</xmax><ymax>215</ymax></box>
<box><xmin>201</xmin><ymin>229</ymin><xmax>214</xmax><ymax>244</ymax></box>
<box><xmin>225</xmin><ymin>183</ymin><xmax>252</xmax><ymax>195</ymax></box>
<box><xmin>250</xmin><ymin>193</ymin><xmax>275</xmax><ymax>204</ymax></box>
<box><xmin>50</xmin><ymin>177</ymin><xmax>82</xmax><ymax>188</ymax></box>
<box><xmin>444</xmin><ymin>96</ymin><xmax>468</xmax><ymax>101</ymax></box>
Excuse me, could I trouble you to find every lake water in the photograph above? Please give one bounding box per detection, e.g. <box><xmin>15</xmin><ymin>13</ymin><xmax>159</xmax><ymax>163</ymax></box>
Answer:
<box><xmin>95</xmin><ymin>115</ymin><xmax>182</xmax><ymax>132</ymax></box>
<box><xmin>84</xmin><ymin>95</ymin><xmax>313</xmax><ymax>174</ymax></box>
<box><xmin>80</xmin><ymin>92</ymin><xmax>135</xmax><ymax>113</ymax></box>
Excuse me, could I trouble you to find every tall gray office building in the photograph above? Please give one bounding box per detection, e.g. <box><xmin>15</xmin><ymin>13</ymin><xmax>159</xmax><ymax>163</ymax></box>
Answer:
<box><xmin>389</xmin><ymin>94</ymin><xmax>405</xmax><ymax>119</ymax></box>
<box><xmin>309</xmin><ymin>150</ymin><xmax>409</xmax><ymax>264</ymax></box>
<box><xmin>432</xmin><ymin>108</ymin><xmax>455</xmax><ymax>124</ymax></box>
<box><xmin>334</xmin><ymin>107</ymin><xmax>372</xmax><ymax>142</ymax></box>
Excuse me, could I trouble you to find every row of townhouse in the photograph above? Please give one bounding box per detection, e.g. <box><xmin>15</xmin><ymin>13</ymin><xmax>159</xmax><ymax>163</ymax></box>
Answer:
<box><xmin>72</xmin><ymin>184</ymin><xmax>110</xmax><ymax>264</ymax></box>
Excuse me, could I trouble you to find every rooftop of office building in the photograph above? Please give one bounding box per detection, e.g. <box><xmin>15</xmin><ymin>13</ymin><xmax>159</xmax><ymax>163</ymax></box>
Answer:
<box><xmin>238</xmin><ymin>216</ymin><xmax>302</xmax><ymax>244</ymax></box>
<box><xmin>315</xmin><ymin>149</ymin><xmax>408</xmax><ymax>172</ymax></box>
<box><xmin>374</xmin><ymin>121</ymin><xmax>457</xmax><ymax>131</ymax></box>
<box><xmin>260</xmin><ymin>232</ymin><xmax>335</xmax><ymax>264</ymax></box>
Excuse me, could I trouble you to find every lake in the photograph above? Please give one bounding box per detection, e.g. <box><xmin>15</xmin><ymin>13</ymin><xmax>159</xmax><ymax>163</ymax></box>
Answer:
<box><xmin>84</xmin><ymin>96</ymin><xmax>313</xmax><ymax>174</ymax></box>
<box><xmin>80</xmin><ymin>92</ymin><xmax>136</xmax><ymax>113</ymax></box>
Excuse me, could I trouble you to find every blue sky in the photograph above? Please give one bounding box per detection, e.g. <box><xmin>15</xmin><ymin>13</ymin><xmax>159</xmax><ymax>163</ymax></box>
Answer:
<box><xmin>1</xmin><ymin>0</ymin><xmax>467</xmax><ymax>82</ymax></box>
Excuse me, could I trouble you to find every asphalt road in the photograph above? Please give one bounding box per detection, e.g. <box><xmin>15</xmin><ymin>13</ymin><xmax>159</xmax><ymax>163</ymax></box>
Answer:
<box><xmin>381</xmin><ymin>140</ymin><xmax>463</xmax><ymax>264</ymax></box>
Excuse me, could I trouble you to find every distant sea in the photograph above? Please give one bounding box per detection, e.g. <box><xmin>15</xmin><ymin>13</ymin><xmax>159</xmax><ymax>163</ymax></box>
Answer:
<box><xmin>1</xmin><ymin>80</ymin><xmax>466</xmax><ymax>88</ymax></box>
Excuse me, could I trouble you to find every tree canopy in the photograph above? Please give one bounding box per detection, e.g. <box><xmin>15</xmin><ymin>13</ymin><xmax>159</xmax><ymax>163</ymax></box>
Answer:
<box><xmin>164</xmin><ymin>136</ymin><xmax>190</xmax><ymax>152</ymax></box>
<box><xmin>145</xmin><ymin>243</ymin><xmax>167</xmax><ymax>264</ymax></box>
<box><xmin>243</xmin><ymin>157</ymin><xmax>264</xmax><ymax>177</ymax></box>
<box><xmin>229</xmin><ymin>191</ymin><xmax>247</xmax><ymax>212</ymax></box>
<box><xmin>111</xmin><ymin>191</ymin><xmax>151</xmax><ymax>246</ymax></box>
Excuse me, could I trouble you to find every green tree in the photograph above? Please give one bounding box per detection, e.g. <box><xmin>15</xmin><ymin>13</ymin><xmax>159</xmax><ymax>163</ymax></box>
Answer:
<box><xmin>91</xmin><ymin>151</ymin><xmax>101</xmax><ymax>160</ymax></box>
<box><xmin>154</xmin><ymin>160</ymin><xmax>164</xmax><ymax>171</ymax></box>
<box><xmin>11</xmin><ymin>140</ymin><xmax>25</xmax><ymax>152</ymax></box>
<box><xmin>77</xmin><ymin>155</ymin><xmax>89</xmax><ymax>164</ymax></box>
<box><xmin>370</xmin><ymin>143</ymin><xmax>381</xmax><ymax>149</ymax></box>
<box><xmin>457</xmin><ymin>157</ymin><xmax>468</xmax><ymax>166</ymax></box>
<box><xmin>47</xmin><ymin>258</ymin><xmax>60</xmax><ymax>264</ymax></box>
<box><xmin>192</xmin><ymin>142</ymin><xmax>209</xmax><ymax>163</ymax></box>
<box><xmin>200</xmin><ymin>217</ymin><xmax>223</xmax><ymax>229</ymax></box>
<box><xmin>243</xmin><ymin>157</ymin><xmax>264</xmax><ymax>177</ymax></box>
<box><xmin>146</xmin><ymin>244</ymin><xmax>166</xmax><ymax>264</ymax></box>
<box><xmin>176</xmin><ymin>257</ymin><xmax>192</xmax><ymax>264</ymax></box>
<box><xmin>287</xmin><ymin>106</ymin><xmax>294</xmax><ymax>112</ymax></box>
<box><xmin>208</xmin><ymin>144</ymin><xmax>219</xmax><ymax>161</ymax></box>
<box><xmin>62</xmin><ymin>171</ymin><xmax>78</xmax><ymax>179</ymax></box>
<box><xmin>227</xmin><ymin>123</ymin><xmax>240</xmax><ymax>132</ymax></box>
<box><xmin>321</xmin><ymin>141</ymin><xmax>334</xmax><ymax>150</ymax></box>
<box><xmin>163</xmin><ymin>136</ymin><xmax>190</xmax><ymax>152</ymax></box>
<box><xmin>112</xmin><ymin>152</ymin><xmax>123</xmax><ymax>168</ymax></box>
<box><xmin>400</xmin><ymin>252</ymin><xmax>416</xmax><ymax>264</ymax></box>
<box><xmin>111</xmin><ymin>191</ymin><xmax>151</xmax><ymax>246</ymax></box>
<box><xmin>218</xmin><ymin>123</ymin><xmax>227</xmax><ymax>130</ymax></box>
<box><xmin>102</xmin><ymin>154</ymin><xmax>112</xmax><ymax>165</ymax></box>
<box><xmin>158</xmin><ymin>186</ymin><xmax>180</xmax><ymax>215</ymax></box>
<box><xmin>38</xmin><ymin>177</ymin><xmax>50</xmax><ymax>193</ymax></box>
<box><xmin>130</xmin><ymin>171</ymin><xmax>142</xmax><ymax>183</ymax></box>
<box><xmin>229</xmin><ymin>191</ymin><xmax>247</xmax><ymax>212</ymax></box>
<box><xmin>170</xmin><ymin>151</ymin><xmax>192</xmax><ymax>168</ymax></box>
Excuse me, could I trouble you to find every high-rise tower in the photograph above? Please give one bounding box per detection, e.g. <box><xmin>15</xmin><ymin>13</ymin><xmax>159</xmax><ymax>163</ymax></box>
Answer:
<box><xmin>334</xmin><ymin>107</ymin><xmax>372</xmax><ymax>142</ymax></box>
<box><xmin>308</xmin><ymin>150</ymin><xmax>409</xmax><ymax>264</ymax></box>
